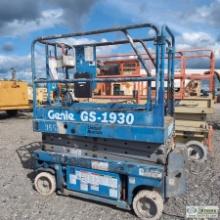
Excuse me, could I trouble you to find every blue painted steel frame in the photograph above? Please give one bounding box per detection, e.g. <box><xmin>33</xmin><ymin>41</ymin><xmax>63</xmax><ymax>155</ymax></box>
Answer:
<box><xmin>31</xmin><ymin>23</ymin><xmax>175</xmax><ymax>144</ymax></box>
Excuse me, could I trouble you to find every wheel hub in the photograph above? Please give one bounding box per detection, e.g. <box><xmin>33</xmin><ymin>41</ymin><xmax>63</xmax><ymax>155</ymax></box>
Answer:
<box><xmin>137</xmin><ymin>197</ymin><xmax>157</xmax><ymax>218</ymax></box>
<box><xmin>37</xmin><ymin>177</ymin><xmax>51</xmax><ymax>194</ymax></box>
<box><xmin>188</xmin><ymin>145</ymin><xmax>204</xmax><ymax>160</ymax></box>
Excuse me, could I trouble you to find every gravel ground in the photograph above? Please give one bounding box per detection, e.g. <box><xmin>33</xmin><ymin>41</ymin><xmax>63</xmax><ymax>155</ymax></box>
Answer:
<box><xmin>0</xmin><ymin>106</ymin><xmax>220</xmax><ymax>220</ymax></box>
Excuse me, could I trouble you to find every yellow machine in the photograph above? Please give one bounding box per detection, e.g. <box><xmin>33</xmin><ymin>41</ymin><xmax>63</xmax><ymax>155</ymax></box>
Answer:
<box><xmin>0</xmin><ymin>80</ymin><xmax>31</xmax><ymax>116</ymax></box>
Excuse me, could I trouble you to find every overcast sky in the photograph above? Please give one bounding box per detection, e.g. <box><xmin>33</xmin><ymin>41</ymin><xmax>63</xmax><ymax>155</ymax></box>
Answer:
<box><xmin>0</xmin><ymin>0</ymin><xmax>219</xmax><ymax>80</ymax></box>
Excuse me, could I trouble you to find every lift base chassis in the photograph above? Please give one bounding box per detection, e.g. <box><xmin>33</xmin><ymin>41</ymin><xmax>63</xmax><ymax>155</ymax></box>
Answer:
<box><xmin>33</xmin><ymin>139</ymin><xmax>186</xmax><ymax>210</ymax></box>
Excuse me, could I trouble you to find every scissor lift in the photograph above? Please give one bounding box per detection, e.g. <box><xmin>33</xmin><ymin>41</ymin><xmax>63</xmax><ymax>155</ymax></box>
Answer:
<box><xmin>31</xmin><ymin>23</ymin><xmax>186</xmax><ymax>219</ymax></box>
<box><xmin>175</xmin><ymin>49</ymin><xmax>215</xmax><ymax>162</ymax></box>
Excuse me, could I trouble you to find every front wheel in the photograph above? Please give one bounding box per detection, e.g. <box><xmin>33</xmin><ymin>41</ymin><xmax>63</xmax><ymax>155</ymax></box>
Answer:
<box><xmin>132</xmin><ymin>190</ymin><xmax>163</xmax><ymax>220</ymax></box>
<box><xmin>34</xmin><ymin>172</ymin><xmax>56</xmax><ymax>196</ymax></box>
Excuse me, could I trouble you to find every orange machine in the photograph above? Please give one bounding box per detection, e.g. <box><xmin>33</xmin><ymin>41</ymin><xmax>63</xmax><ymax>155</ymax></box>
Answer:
<box><xmin>96</xmin><ymin>49</ymin><xmax>215</xmax><ymax>101</ymax></box>
<box><xmin>96</xmin><ymin>58</ymin><xmax>140</xmax><ymax>97</ymax></box>
<box><xmin>175</xmin><ymin>49</ymin><xmax>215</xmax><ymax>99</ymax></box>
<box><xmin>174</xmin><ymin>49</ymin><xmax>215</xmax><ymax>161</ymax></box>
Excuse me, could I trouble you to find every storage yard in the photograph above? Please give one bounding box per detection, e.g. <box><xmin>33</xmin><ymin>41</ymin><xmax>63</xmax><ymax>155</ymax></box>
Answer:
<box><xmin>0</xmin><ymin>108</ymin><xmax>219</xmax><ymax>220</ymax></box>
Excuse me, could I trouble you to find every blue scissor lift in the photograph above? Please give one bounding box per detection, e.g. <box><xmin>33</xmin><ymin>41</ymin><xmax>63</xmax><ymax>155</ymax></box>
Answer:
<box><xmin>31</xmin><ymin>23</ymin><xmax>186</xmax><ymax>219</ymax></box>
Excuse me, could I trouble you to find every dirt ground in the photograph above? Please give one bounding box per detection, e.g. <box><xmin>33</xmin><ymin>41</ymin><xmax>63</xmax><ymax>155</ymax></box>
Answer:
<box><xmin>0</xmin><ymin>106</ymin><xmax>220</xmax><ymax>220</ymax></box>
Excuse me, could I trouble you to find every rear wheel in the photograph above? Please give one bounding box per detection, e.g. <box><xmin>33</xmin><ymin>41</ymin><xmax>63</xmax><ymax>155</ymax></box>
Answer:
<box><xmin>186</xmin><ymin>140</ymin><xmax>207</xmax><ymax>162</ymax></box>
<box><xmin>34</xmin><ymin>172</ymin><xmax>56</xmax><ymax>196</ymax></box>
<box><xmin>132</xmin><ymin>190</ymin><xmax>163</xmax><ymax>220</ymax></box>
<box><xmin>6</xmin><ymin>110</ymin><xmax>18</xmax><ymax>117</ymax></box>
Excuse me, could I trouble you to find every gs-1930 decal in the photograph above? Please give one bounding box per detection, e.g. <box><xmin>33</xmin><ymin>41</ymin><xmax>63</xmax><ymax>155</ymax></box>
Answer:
<box><xmin>80</xmin><ymin>111</ymin><xmax>134</xmax><ymax>125</ymax></box>
<box><xmin>47</xmin><ymin>110</ymin><xmax>135</xmax><ymax>125</ymax></box>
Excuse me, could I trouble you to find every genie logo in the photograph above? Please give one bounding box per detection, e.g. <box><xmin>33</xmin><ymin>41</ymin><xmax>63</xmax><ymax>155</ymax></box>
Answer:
<box><xmin>48</xmin><ymin>110</ymin><xmax>75</xmax><ymax>121</ymax></box>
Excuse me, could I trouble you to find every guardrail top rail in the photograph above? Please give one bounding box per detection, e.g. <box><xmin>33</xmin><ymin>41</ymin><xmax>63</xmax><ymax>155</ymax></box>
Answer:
<box><xmin>31</xmin><ymin>23</ymin><xmax>175</xmax><ymax>144</ymax></box>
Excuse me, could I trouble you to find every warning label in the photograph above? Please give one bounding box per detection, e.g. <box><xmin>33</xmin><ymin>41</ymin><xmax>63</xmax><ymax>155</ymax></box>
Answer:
<box><xmin>69</xmin><ymin>170</ymin><xmax>118</xmax><ymax>189</ymax></box>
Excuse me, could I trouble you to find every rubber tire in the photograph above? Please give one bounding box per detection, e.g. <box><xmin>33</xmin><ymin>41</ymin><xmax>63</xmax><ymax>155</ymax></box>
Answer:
<box><xmin>6</xmin><ymin>110</ymin><xmax>18</xmax><ymax>117</ymax></box>
<box><xmin>34</xmin><ymin>172</ymin><xmax>56</xmax><ymax>196</ymax></box>
<box><xmin>186</xmin><ymin>140</ymin><xmax>207</xmax><ymax>163</ymax></box>
<box><xmin>132</xmin><ymin>190</ymin><xmax>163</xmax><ymax>220</ymax></box>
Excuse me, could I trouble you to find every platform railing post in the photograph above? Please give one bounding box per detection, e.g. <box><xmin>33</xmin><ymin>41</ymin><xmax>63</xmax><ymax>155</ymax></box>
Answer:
<box><xmin>122</xmin><ymin>29</ymin><xmax>152</xmax><ymax>110</ymax></box>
